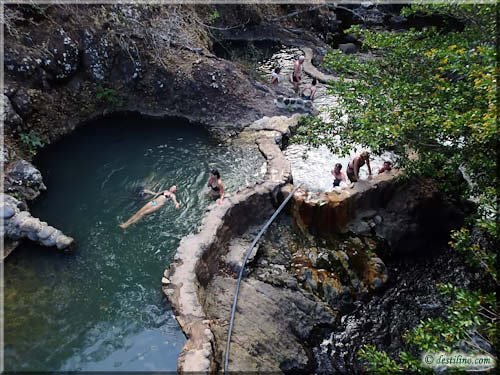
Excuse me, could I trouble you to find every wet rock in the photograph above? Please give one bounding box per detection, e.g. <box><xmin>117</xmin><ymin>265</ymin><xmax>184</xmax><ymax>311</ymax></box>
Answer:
<box><xmin>338</xmin><ymin>43</ymin><xmax>358</xmax><ymax>54</ymax></box>
<box><xmin>2</xmin><ymin>194</ymin><xmax>74</xmax><ymax>250</ymax></box>
<box><xmin>4</xmin><ymin>159</ymin><xmax>46</xmax><ymax>201</ymax></box>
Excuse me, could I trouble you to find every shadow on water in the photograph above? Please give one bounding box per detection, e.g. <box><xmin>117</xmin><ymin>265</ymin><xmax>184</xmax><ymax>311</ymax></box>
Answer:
<box><xmin>4</xmin><ymin>114</ymin><xmax>265</xmax><ymax>371</ymax></box>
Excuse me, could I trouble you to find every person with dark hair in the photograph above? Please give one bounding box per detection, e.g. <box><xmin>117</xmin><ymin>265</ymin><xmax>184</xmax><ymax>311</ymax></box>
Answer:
<box><xmin>207</xmin><ymin>169</ymin><xmax>225</xmax><ymax>204</ymax></box>
<box><xmin>271</xmin><ymin>66</ymin><xmax>281</xmax><ymax>85</ymax></box>
<box><xmin>119</xmin><ymin>185</ymin><xmax>180</xmax><ymax>229</ymax></box>
<box><xmin>378</xmin><ymin>161</ymin><xmax>392</xmax><ymax>174</ymax></box>
<box><xmin>302</xmin><ymin>78</ymin><xmax>317</xmax><ymax>101</ymax></box>
<box><xmin>331</xmin><ymin>163</ymin><xmax>347</xmax><ymax>187</ymax></box>
<box><xmin>347</xmin><ymin>151</ymin><xmax>372</xmax><ymax>182</ymax></box>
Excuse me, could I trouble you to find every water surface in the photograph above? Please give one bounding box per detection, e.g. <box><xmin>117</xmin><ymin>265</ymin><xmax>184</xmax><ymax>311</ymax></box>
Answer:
<box><xmin>4</xmin><ymin>115</ymin><xmax>264</xmax><ymax>371</ymax></box>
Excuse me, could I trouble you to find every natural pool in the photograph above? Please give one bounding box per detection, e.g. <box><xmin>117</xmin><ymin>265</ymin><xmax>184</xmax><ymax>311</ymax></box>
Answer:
<box><xmin>4</xmin><ymin>114</ymin><xmax>265</xmax><ymax>371</ymax></box>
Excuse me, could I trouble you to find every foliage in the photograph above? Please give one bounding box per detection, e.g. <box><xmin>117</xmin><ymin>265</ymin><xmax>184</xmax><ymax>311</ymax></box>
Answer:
<box><xmin>95</xmin><ymin>85</ymin><xmax>124</xmax><ymax>107</ymax></box>
<box><xmin>19</xmin><ymin>131</ymin><xmax>44</xmax><ymax>155</ymax></box>
<box><xmin>207</xmin><ymin>9</ymin><xmax>220</xmax><ymax>23</ymax></box>
<box><xmin>293</xmin><ymin>5</ymin><xmax>497</xmax><ymax>198</ymax></box>
<box><xmin>358</xmin><ymin>284</ymin><xmax>497</xmax><ymax>373</ymax></box>
<box><xmin>290</xmin><ymin>3</ymin><xmax>498</xmax><ymax>372</ymax></box>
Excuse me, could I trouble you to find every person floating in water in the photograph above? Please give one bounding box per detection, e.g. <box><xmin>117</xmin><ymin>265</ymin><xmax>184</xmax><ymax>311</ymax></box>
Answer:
<box><xmin>347</xmin><ymin>151</ymin><xmax>372</xmax><ymax>182</ymax></box>
<box><xmin>331</xmin><ymin>162</ymin><xmax>347</xmax><ymax>187</ymax></box>
<box><xmin>119</xmin><ymin>185</ymin><xmax>180</xmax><ymax>229</ymax></box>
<box><xmin>207</xmin><ymin>168</ymin><xmax>225</xmax><ymax>204</ymax></box>
<box><xmin>301</xmin><ymin>78</ymin><xmax>317</xmax><ymax>101</ymax></box>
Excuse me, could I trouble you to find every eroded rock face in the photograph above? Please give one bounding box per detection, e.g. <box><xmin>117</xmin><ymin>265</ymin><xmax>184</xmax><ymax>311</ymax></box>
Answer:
<box><xmin>1</xmin><ymin>193</ymin><xmax>74</xmax><ymax>250</ymax></box>
<box><xmin>3</xmin><ymin>95</ymin><xmax>23</xmax><ymax>134</ymax></box>
<box><xmin>315</xmin><ymin>247</ymin><xmax>478</xmax><ymax>374</ymax></box>
<box><xmin>289</xmin><ymin>176</ymin><xmax>463</xmax><ymax>256</ymax></box>
<box><xmin>4</xmin><ymin>159</ymin><xmax>46</xmax><ymax>201</ymax></box>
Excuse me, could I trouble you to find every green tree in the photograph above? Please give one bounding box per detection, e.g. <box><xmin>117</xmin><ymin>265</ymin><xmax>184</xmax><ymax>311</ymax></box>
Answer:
<box><xmin>292</xmin><ymin>2</ymin><xmax>498</xmax><ymax>370</ymax></box>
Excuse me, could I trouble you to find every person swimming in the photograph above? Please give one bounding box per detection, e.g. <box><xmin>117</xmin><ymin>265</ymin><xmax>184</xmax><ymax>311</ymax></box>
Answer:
<box><xmin>119</xmin><ymin>185</ymin><xmax>180</xmax><ymax>229</ymax></box>
<box><xmin>207</xmin><ymin>168</ymin><xmax>225</xmax><ymax>204</ymax></box>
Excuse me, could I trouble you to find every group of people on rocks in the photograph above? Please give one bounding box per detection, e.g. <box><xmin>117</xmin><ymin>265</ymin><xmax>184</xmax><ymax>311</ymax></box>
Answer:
<box><xmin>270</xmin><ymin>55</ymin><xmax>317</xmax><ymax>100</ymax></box>
<box><xmin>119</xmin><ymin>55</ymin><xmax>392</xmax><ymax>229</ymax></box>
<box><xmin>331</xmin><ymin>151</ymin><xmax>392</xmax><ymax>188</ymax></box>
<box><xmin>119</xmin><ymin>169</ymin><xmax>225</xmax><ymax>229</ymax></box>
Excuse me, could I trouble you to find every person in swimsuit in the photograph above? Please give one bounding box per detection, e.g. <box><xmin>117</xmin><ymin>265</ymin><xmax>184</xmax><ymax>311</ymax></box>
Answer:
<box><xmin>302</xmin><ymin>78</ymin><xmax>317</xmax><ymax>101</ymax></box>
<box><xmin>346</xmin><ymin>151</ymin><xmax>372</xmax><ymax>182</ymax></box>
<box><xmin>119</xmin><ymin>185</ymin><xmax>180</xmax><ymax>229</ymax></box>
<box><xmin>331</xmin><ymin>163</ymin><xmax>347</xmax><ymax>187</ymax></box>
<box><xmin>291</xmin><ymin>55</ymin><xmax>305</xmax><ymax>94</ymax></box>
<box><xmin>207</xmin><ymin>169</ymin><xmax>225</xmax><ymax>204</ymax></box>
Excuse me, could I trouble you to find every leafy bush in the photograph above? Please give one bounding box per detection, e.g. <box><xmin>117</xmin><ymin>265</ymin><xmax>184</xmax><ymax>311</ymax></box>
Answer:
<box><xmin>95</xmin><ymin>85</ymin><xmax>123</xmax><ymax>107</ymax></box>
<box><xmin>20</xmin><ymin>131</ymin><xmax>44</xmax><ymax>155</ymax></box>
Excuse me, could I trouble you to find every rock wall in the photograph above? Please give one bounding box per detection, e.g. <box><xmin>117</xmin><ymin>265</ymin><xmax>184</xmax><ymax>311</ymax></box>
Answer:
<box><xmin>3</xmin><ymin>4</ymin><xmax>286</xmax><ymax>165</ymax></box>
<box><xmin>287</xmin><ymin>174</ymin><xmax>463</xmax><ymax>255</ymax></box>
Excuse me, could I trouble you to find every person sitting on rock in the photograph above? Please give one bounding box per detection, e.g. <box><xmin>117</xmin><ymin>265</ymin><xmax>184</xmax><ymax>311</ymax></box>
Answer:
<box><xmin>301</xmin><ymin>78</ymin><xmax>317</xmax><ymax>101</ymax></box>
<box><xmin>271</xmin><ymin>67</ymin><xmax>281</xmax><ymax>85</ymax></box>
<box><xmin>119</xmin><ymin>186</ymin><xmax>180</xmax><ymax>229</ymax></box>
<box><xmin>290</xmin><ymin>55</ymin><xmax>305</xmax><ymax>94</ymax></box>
<box><xmin>207</xmin><ymin>168</ymin><xmax>225</xmax><ymax>204</ymax></box>
<box><xmin>347</xmin><ymin>151</ymin><xmax>372</xmax><ymax>182</ymax></box>
<box><xmin>378</xmin><ymin>161</ymin><xmax>392</xmax><ymax>174</ymax></box>
<box><xmin>331</xmin><ymin>163</ymin><xmax>347</xmax><ymax>187</ymax></box>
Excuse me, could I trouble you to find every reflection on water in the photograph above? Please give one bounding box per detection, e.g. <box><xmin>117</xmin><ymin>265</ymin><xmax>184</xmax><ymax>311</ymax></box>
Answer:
<box><xmin>4</xmin><ymin>115</ymin><xmax>265</xmax><ymax>371</ymax></box>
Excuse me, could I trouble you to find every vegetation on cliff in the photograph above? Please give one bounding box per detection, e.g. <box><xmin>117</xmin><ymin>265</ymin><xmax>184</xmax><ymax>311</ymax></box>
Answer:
<box><xmin>293</xmin><ymin>3</ymin><xmax>497</xmax><ymax>372</ymax></box>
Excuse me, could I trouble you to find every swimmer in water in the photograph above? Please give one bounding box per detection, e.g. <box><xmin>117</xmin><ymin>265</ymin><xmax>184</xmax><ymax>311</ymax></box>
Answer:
<box><xmin>207</xmin><ymin>168</ymin><xmax>225</xmax><ymax>204</ymax></box>
<box><xmin>119</xmin><ymin>185</ymin><xmax>180</xmax><ymax>229</ymax></box>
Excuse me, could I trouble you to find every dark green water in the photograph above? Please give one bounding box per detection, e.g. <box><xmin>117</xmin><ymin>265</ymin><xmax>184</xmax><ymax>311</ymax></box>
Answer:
<box><xmin>4</xmin><ymin>115</ymin><xmax>265</xmax><ymax>371</ymax></box>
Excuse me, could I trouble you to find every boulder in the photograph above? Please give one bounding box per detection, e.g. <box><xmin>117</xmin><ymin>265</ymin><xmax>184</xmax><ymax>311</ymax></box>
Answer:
<box><xmin>338</xmin><ymin>43</ymin><xmax>358</xmax><ymax>54</ymax></box>
<box><xmin>10</xmin><ymin>88</ymin><xmax>33</xmax><ymax>119</ymax></box>
<box><xmin>43</xmin><ymin>28</ymin><xmax>80</xmax><ymax>82</ymax></box>
<box><xmin>81</xmin><ymin>29</ymin><xmax>114</xmax><ymax>81</ymax></box>
<box><xmin>2</xmin><ymin>95</ymin><xmax>23</xmax><ymax>134</ymax></box>
<box><xmin>4</xmin><ymin>159</ymin><xmax>46</xmax><ymax>201</ymax></box>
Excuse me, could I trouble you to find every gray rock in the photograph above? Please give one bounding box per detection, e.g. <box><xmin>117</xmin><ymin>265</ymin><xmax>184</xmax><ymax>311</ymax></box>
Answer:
<box><xmin>3</xmin><ymin>95</ymin><xmax>23</xmax><ymax>133</ymax></box>
<box><xmin>43</xmin><ymin>28</ymin><xmax>80</xmax><ymax>82</ymax></box>
<box><xmin>82</xmin><ymin>29</ymin><xmax>114</xmax><ymax>81</ymax></box>
<box><xmin>37</xmin><ymin>225</ymin><xmax>56</xmax><ymax>240</ymax></box>
<box><xmin>2</xmin><ymin>205</ymin><xmax>16</xmax><ymax>219</ymax></box>
<box><xmin>10</xmin><ymin>89</ymin><xmax>33</xmax><ymax>119</ymax></box>
<box><xmin>338</xmin><ymin>43</ymin><xmax>358</xmax><ymax>54</ymax></box>
<box><xmin>4</xmin><ymin>159</ymin><xmax>46</xmax><ymax>201</ymax></box>
<box><xmin>56</xmin><ymin>235</ymin><xmax>74</xmax><ymax>249</ymax></box>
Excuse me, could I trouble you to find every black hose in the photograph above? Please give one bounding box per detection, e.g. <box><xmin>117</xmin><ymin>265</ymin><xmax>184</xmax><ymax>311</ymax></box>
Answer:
<box><xmin>223</xmin><ymin>183</ymin><xmax>302</xmax><ymax>374</ymax></box>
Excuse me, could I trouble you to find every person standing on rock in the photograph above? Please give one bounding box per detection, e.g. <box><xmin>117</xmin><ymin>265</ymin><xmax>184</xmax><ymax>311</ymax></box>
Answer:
<box><xmin>207</xmin><ymin>168</ymin><xmax>225</xmax><ymax>204</ymax></box>
<box><xmin>119</xmin><ymin>186</ymin><xmax>180</xmax><ymax>229</ymax></box>
<box><xmin>291</xmin><ymin>55</ymin><xmax>305</xmax><ymax>94</ymax></box>
<box><xmin>347</xmin><ymin>151</ymin><xmax>372</xmax><ymax>182</ymax></box>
